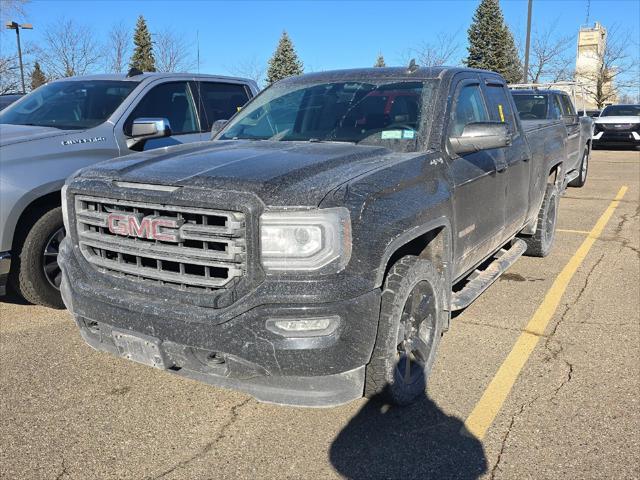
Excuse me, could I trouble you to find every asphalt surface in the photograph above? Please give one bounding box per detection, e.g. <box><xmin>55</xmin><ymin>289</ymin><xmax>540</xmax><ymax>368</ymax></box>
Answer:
<box><xmin>1</xmin><ymin>149</ymin><xmax>638</xmax><ymax>480</ymax></box>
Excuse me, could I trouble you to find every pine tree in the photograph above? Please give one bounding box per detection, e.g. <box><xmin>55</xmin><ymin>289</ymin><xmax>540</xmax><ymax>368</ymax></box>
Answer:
<box><xmin>465</xmin><ymin>0</ymin><xmax>523</xmax><ymax>83</ymax></box>
<box><xmin>266</xmin><ymin>31</ymin><xmax>303</xmax><ymax>84</ymax></box>
<box><xmin>129</xmin><ymin>15</ymin><xmax>156</xmax><ymax>72</ymax></box>
<box><xmin>374</xmin><ymin>53</ymin><xmax>386</xmax><ymax>67</ymax></box>
<box><xmin>30</xmin><ymin>62</ymin><xmax>46</xmax><ymax>90</ymax></box>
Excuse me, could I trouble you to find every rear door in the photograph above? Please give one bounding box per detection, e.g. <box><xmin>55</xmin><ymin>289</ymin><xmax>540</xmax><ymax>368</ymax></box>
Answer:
<box><xmin>191</xmin><ymin>81</ymin><xmax>252</xmax><ymax>139</ymax></box>
<box><xmin>482</xmin><ymin>78</ymin><xmax>530</xmax><ymax>235</ymax></box>
<box><xmin>446</xmin><ymin>76</ymin><xmax>506</xmax><ymax>279</ymax></box>
<box><xmin>559</xmin><ymin>93</ymin><xmax>581</xmax><ymax>170</ymax></box>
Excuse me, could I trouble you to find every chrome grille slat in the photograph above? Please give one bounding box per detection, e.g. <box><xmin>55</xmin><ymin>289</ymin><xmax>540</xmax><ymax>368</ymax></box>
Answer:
<box><xmin>79</xmin><ymin>231</ymin><xmax>244</xmax><ymax>265</ymax></box>
<box><xmin>75</xmin><ymin>195</ymin><xmax>246</xmax><ymax>291</ymax></box>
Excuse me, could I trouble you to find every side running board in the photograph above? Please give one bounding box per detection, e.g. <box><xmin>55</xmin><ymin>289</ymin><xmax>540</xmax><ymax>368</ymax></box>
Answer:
<box><xmin>450</xmin><ymin>239</ymin><xmax>528</xmax><ymax>311</ymax></box>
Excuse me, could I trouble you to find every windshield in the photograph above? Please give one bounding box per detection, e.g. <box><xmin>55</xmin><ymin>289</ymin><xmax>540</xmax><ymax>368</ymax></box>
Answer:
<box><xmin>600</xmin><ymin>105</ymin><xmax>640</xmax><ymax>117</ymax></box>
<box><xmin>219</xmin><ymin>80</ymin><xmax>435</xmax><ymax>152</ymax></box>
<box><xmin>0</xmin><ymin>80</ymin><xmax>138</xmax><ymax>130</ymax></box>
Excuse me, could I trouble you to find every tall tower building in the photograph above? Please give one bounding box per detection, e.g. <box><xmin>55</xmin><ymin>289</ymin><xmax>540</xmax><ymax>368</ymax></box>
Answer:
<box><xmin>575</xmin><ymin>22</ymin><xmax>617</xmax><ymax>109</ymax></box>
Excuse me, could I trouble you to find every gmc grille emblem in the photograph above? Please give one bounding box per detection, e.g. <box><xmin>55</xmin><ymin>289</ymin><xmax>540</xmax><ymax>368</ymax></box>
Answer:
<box><xmin>107</xmin><ymin>213</ymin><xmax>181</xmax><ymax>242</ymax></box>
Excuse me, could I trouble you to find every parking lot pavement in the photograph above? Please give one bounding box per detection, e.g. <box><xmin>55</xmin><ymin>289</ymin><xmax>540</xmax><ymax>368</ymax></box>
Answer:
<box><xmin>1</xmin><ymin>149</ymin><xmax>638</xmax><ymax>480</ymax></box>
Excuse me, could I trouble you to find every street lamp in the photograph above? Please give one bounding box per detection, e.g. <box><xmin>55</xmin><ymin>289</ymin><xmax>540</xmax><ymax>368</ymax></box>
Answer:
<box><xmin>5</xmin><ymin>21</ymin><xmax>33</xmax><ymax>94</ymax></box>
<box><xmin>523</xmin><ymin>0</ymin><xmax>533</xmax><ymax>83</ymax></box>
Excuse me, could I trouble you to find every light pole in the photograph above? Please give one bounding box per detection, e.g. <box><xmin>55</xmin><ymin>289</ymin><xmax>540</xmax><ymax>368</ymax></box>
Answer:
<box><xmin>523</xmin><ymin>0</ymin><xmax>533</xmax><ymax>83</ymax></box>
<box><xmin>5</xmin><ymin>21</ymin><xmax>33</xmax><ymax>94</ymax></box>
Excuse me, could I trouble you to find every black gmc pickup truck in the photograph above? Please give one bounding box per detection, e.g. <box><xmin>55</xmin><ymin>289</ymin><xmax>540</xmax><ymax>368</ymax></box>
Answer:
<box><xmin>59</xmin><ymin>67</ymin><xmax>568</xmax><ymax>407</ymax></box>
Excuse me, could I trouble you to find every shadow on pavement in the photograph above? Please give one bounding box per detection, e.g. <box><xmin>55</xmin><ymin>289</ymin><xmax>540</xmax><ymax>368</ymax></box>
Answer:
<box><xmin>330</xmin><ymin>383</ymin><xmax>487</xmax><ymax>480</ymax></box>
<box><xmin>0</xmin><ymin>285</ymin><xmax>30</xmax><ymax>306</ymax></box>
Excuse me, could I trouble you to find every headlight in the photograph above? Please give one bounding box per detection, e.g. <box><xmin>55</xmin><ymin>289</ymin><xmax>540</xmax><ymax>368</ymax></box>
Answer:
<box><xmin>260</xmin><ymin>207</ymin><xmax>351</xmax><ymax>272</ymax></box>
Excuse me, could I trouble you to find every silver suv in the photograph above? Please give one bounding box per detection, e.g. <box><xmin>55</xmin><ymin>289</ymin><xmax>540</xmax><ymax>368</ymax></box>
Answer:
<box><xmin>0</xmin><ymin>72</ymin><xmax>258</xmax><ymax>307</ymax></box>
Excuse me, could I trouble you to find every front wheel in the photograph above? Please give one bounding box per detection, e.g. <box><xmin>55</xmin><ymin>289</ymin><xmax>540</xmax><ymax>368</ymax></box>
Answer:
<box><xmin>10</xmin><ymin>207</ymin><xmax>66</xmax><ymax>309</ymax></box>
<box><xmin>568</xmin><ymin>147</ymin><xmax>589</xmax><ymax>188</ymax></box>
<box><xmin>522</xmin><ymin>184</ymin><xmax>559</xmax><ymax>258</ymax></box>
<box><xmin>364</xmin><ymin>256</ymin><xmax>445</xmax><ymax>405</ymax></box>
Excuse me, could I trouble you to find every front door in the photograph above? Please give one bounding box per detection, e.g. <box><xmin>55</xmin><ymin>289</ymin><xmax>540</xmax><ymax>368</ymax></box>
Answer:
<box><xmin>118</xmin><ymin>80</ymin><xmax>202</xmax><ymax>153</ymax></box>
<box><xmin>482</xmin><ymin>79</ymin><xmax>530</xmax><ymax>235</ymax></box>
<box><xmin>559</xmin><ymin>94</ymin><xmax>581</xmax><ymax>171</ymax></box>
<box><xmin>446</xmin><ymin>77</ymin><xmax>506</xmax><ymax>280</ymax></box>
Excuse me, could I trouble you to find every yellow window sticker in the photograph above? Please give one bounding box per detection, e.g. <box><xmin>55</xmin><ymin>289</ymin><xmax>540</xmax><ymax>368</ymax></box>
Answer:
<box><xmin>498</xmin><ymin>104</ymin><xmax>505</xmax><ymax>122</ymax></box>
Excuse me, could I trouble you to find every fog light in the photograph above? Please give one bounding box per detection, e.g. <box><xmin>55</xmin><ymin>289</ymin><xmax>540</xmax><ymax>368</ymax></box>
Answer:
<box><xmin>266</xmin><ymin>316</ymin><xmax>340</xmax><ymax>337</ymax></box>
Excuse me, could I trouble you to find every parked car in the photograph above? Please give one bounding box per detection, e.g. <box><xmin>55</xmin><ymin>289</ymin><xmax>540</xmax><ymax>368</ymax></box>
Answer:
<box><xmin>59</xmin><ymin>67</ymin><xmax>568</xmax><ymax>407</ymax></box>
<box><xmin>0</xmin><ymin>72</ymin><xmax>258</xmax><ymax>307</ymax></box>
<box><xmin>592</xmin><ymin>104</ymin><xmax>640</xmax><ymax>149</ymax></box>
<box><xmin>511</xmin><ymin>88</ymin><xmax>593</xmax><ymax>187</ymax></box>
<box><xmin>585</xmin><ymin>109</ymin><xmax>601</xmax><ymax>118</ymax></box>
<box><xmin>0</xmin><ymin>93</ymin><xmax>24</xmax><ymax>111</ymax></box>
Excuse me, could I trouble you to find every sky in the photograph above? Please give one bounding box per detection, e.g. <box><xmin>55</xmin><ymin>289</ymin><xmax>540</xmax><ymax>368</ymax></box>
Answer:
<box><xmin>2</xmin><ymin>0</ymin><xmax>639</xmax><ymax>84</ymax></box>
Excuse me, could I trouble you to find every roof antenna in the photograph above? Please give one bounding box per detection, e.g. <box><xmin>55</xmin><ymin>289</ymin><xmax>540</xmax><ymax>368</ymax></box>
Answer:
<box><xmin>127</xmin><ymin>67</ymin><xmax>143</xmax><ymax>77</ymax></box>
<box><xmin>407</xmin><ymin>58</ymin><xmax>419</xmax><ymax>74</ymax></box>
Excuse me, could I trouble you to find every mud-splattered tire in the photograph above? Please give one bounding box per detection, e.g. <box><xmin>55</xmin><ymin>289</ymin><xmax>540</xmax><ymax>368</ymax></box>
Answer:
<box><xmin>568</xmin><ymin>147</ymin><xmax>589</xmax><ymax>188</ymax></box>
<box><xmin>522</xmin><ymin>184</ymin><xmax>559</xmax><ymax>258</ymax></box>
<box><xmin>10</xmin><ymin>207</ymin><xmax>65</xmax><ymax>309</ymax></box>
<box><xmin>364</xmin><ymin>256</ymin><xmax>445</xmax><ymax>405</ymax></box>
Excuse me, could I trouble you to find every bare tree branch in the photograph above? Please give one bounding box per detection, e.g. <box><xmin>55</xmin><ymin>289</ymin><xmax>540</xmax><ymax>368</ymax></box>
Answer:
<box><xmin>154</xmin><ymin>28</ymin><xmax>195</xmax><ymax>73</ymax></box>
<box><xmin>104</xmin><ymin>21</ymin><xmax>131</xmax><ymax>73</ymax></box>
<box><xmin>226</xmin><ymin>55</ymin><xmax>266</xmax><ymax>87</ymax></box>
<box><xmin>401</xmin><ymin>31</ymin><xmax>462</xmax><ymax>67</ymax></box>
<box><xmin>528</xmin><ymin>21</ymin><xmax>574</xmax><ymax>83</ymax></box>
<box><xmin>0</xmin><ymin>0</ymin><xmax>29</xmax><ymax>23</ymax></box>
<box><xmin>37</xmin><ymin>19</ymin><xmax>103</xmax><ymax>78</ymax></box>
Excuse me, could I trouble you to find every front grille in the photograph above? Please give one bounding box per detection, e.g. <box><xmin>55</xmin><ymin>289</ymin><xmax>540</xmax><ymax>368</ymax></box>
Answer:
<box><xmin>598</xmin><ymin>123</ymin><xmax>635</xmax><ymax>131</ymax></box>
<box><xmin>75</xmin><ymin>195</ymin><xmax>246</xmax><ymax>291</ymax></box>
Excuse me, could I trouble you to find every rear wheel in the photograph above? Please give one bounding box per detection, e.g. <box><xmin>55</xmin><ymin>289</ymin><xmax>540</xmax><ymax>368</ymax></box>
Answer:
<box><xmin>522</xmin><ymin>183</ymin><xmax>559</xmax><ymax>258</ymax></box>
<box><xmin>10</xmin><ymin>207</ymin><xmax>66</xmax><ymax>309</ymax></box>
<box><xmin>365</xmin><ymin>256</ymin><xmax>444</xmax><ymax>405</ymax></box>
<box><xmin>568</xmin><ymin>146</ymin><xmax>589</xmax><ymax>187</ymax></box>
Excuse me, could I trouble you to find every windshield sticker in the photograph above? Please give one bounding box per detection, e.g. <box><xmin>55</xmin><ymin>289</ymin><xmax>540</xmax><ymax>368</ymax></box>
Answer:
<box><xmin>403</xmin><ymin>130</ymin><xmax>415</xmax><ymax>139</ymax></box>
<box><xmin>381</xmin><ymin>130</ymin><xmax>403</xmax><ymax>139</ymax></box>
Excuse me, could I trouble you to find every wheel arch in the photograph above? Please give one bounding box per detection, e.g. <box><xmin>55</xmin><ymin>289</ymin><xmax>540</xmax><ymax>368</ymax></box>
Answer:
<box><xmin>375</xmin><ymin>218</ymin><xmax>453</xmax><ymax>328</ymax></box>
<box><xmin>10</xmin><ymin>186</ymin><xmax>63</xmax><ymax>252</ymax></box>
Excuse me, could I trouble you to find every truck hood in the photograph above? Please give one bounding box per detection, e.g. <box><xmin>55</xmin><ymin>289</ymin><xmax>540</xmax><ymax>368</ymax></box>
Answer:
<box><xmin>595</xmin><ymin>116</ymin><xmax>640</xmax><ymax>124</ymax></box>
<box><xmin>78</xmin><ymin>140</ymin><xmax>405</xmax><ymax>206</ymax></box>
<box><xmin>0</xmin><ymin>123</ymin><xmax>73</xmax><ymax>146</ymax></box>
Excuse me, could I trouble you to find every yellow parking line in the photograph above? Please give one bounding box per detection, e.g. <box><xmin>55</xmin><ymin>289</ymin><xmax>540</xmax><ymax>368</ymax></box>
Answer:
<box><xmin>461</xmin><ymin>185</ymin><xmax>628</xmax><ymax>440</ymax></box>
<box><xmin>557</xmin><ymin>228</ymin><xmax>591</xmax><ymax>235</ymax></box>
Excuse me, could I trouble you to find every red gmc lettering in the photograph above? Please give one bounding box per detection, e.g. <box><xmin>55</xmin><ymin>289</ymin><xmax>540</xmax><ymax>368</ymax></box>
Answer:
<box><xmin>107</xmin><ymin>213</ymin><xmax>179</xmax><ymax>242</ymax></box>
<box><xmin>128</xmin><ymin>217</ymin><xmax>152</xmax><ymax>238</ymax></box>
<box><xmin>107</xmin><ymin>213</ymin><xmax>128</xmax><ymax>235</ymax></box>
<box><xmin>151</xmin><ymin>219</ymin><xmax>179</xmax><ymax>242</ymax></box>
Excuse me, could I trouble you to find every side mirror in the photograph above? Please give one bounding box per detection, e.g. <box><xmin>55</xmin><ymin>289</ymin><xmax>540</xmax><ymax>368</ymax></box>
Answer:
<box><xmin>210</xmin><ymin>119</ymin><xmax>228</xmax><ymax>140</ymax></box>
<box><xmin>450</xmin><ymin>122</ymin><xmax>511</xmax><ymax>155</ymax></box>
<box><xmin>127</xmin><ymin>117</ymin><xmax>171</xmax><ymax>150</ymax></box>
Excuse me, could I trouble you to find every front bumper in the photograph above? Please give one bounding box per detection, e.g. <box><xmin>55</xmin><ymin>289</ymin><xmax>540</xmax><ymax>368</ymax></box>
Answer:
<box><xmin>592</xmin><ymin>130</ymin><xmax>640</xmax><ymax>146</ymax></box>
<box><xmin>0</xmin><ymin>251</ymin><xmax>10</xmax><ymax>296</ymax></box>
<box><xmin>59</xmin><ymin>239</ymin><xmax>381</xmax><ymax>407</ymax></box>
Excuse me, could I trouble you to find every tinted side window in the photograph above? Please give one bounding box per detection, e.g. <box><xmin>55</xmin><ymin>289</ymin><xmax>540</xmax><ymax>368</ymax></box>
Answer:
<box><xmin>125</xmin><ymin>82</ymin><xmax>198</xmax><ymax>135</ymax></box>
<box><xmin>484</xmin><ymin>84</ymin><xmax>515</xmax><ymax>131</ymax></box>
<box><xmin>195</xmin><ymin>82</ymin><xmax>250</xmax><ymax>131</ymax></box>
<box><xmin>559</xmin><ymin>95</ymin><xmax>576</xmax><ymax>117</ymax></box>
<box><xmin>451</xmin><ymin>84</ymin><xmax>488</xmax><ymax>136</ymax></box>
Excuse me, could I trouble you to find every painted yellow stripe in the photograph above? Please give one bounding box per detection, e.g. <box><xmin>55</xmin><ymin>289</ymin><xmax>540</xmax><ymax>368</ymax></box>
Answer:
<box><xmin>557</xmin><ymin>228</ymin><xmax>591</xmax><ymax>235</ymax></box>
<box><xmin>462</xmin><ymin>185</ymin><xmax>628</xmax><ymax>439</ymax></box>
